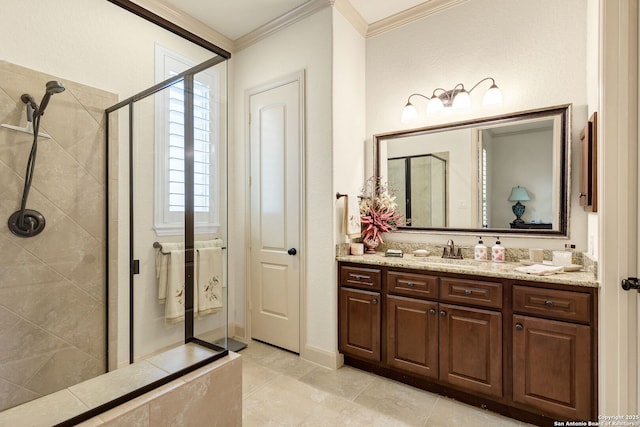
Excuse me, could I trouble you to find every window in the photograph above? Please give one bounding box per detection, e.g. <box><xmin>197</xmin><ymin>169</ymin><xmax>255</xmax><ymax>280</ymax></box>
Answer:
<box><xmin>154</xmin><ymin>45</ymin><xmax>220</xmax><ymax>235</ymax></box>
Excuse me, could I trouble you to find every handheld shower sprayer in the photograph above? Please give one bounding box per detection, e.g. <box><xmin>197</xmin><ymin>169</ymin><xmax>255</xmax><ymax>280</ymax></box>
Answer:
<box><xmin>37</xmin><ymin>81</ymin><xmax>65</xmax><ymax>116</ymax></box>
<box><xmin>7</xmin><ymin>80</ymin><xmax>66</xmax><ymax>238</ymax></box>
<box><xmin>20</xmin><ymin>94</ymin><xmax>37</xmax><ymax>122</ymax></box>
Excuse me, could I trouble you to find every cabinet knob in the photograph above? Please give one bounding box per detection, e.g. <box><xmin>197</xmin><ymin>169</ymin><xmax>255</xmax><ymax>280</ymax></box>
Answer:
<box><xmin>429</xmin><ymin>308</ymin><xmax>436</xmax><ymax>315</ymax></box>
<box><xmin>372</xmin><ymin>299</ymin><xmax>378</xmax><ymax>305</ymax></box>
<box><xmin>439</xmin><ymin>310</ymin><xmax>447</xmax><ymax>317</ymax></box>
<box><xmin>578</xmin><ymin>193</ymin><xmax>587</xmax><ymax>198</ymax></box>
<box><xmin>544</xmin><ymin>300</ymin><xmax>554</xmax><ymax>307</ymax></box>
<box><xmin>515</xmin><ymin>323</ymin><xmax>523</xmax><ymax>331</ymax></box>
<box><xmin>464</xmin><ymin>289</ymin><xmax>472</xmax><ymax>295</ymax></box>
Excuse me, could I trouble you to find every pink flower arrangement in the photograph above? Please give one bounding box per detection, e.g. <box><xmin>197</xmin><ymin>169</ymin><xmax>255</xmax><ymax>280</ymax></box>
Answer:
<box><xmin>359</xmin><ymin>177</ymin><xmax>402</xmax><ymax>244</ymax></box>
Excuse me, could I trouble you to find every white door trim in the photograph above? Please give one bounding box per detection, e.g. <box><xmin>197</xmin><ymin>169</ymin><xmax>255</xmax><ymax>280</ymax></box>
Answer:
<box><xmin>599</xmin><ymin>0</ymin><xmax>639</xmax><ymax>416</ymax></box>
<box><xmin>244</xmin><ymin>70</ymin><xmax>306</xmax><ymax>355</ymax></box>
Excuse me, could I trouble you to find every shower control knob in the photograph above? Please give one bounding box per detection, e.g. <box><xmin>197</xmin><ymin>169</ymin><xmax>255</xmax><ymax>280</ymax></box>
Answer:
<box><xmin>288</xmin><ymin>248</ymin><xmax>297</xmax><ymax>256</ymax></box>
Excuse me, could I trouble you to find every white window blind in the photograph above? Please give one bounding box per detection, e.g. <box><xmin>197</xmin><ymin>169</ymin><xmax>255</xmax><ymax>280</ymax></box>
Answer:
<box><xmin>154</xmin><ymin>45</ymin><xmax>220</xmax><ymax>235</ymax></box>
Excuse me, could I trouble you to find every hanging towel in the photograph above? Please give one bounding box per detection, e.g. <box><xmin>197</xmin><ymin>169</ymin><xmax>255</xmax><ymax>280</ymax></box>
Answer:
<box><xmin>195</xmin><ymin>238</ymin><xmax>224</xmax><ymax>249</ymax></box>
<box><xmin>196</xmin><ymin>246</ymin><xmax>224</xmax><ymax>316</ymax></box>
<box><xmin>343</xmin><ymin>194</ymin><xmax>362</xmax><ymax>238</ymax></box>
<box><xmin>155</xmin><ymin>242</ymin><xmax>184</xmax><ymax>302</ymax></box>
<box><xmin>155</xmin><ymin>240</ymin><xmax>221</xmax><ymax>301</ymax></box>
<box><xmin>165</xmin><ymin>249</ymin><xmax>186</xmax><ymax>323</ymax></box>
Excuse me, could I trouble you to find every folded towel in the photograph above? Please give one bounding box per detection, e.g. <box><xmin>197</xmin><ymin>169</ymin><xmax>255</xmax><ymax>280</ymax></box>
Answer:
<box><xmin>155</xmin><ymin>240</ymin><xmax>224</xmax><ymax>302</ymax></box>
<box><xmin>343</xmin><ymin>194</ymin><xmax>361</xmax><ymax>238</ymax></box>
<box><xmin>514</xmin><ymin>264</ymin><xmax>564</xmax><ymax>276</ymax></box>
<box><xmin>197</xmin><ymin>246</ymin><xmax>223</xmax><ymax>316</ymax></box>
<box><xmin>165</xmin><ymin>249</ymin><xmax>186</xmax><ymax>323</ymax></box>
<box><xmin>155</xmin><ymin>242</ymin><xmax>184</xmax><ymax>302</ymax></box>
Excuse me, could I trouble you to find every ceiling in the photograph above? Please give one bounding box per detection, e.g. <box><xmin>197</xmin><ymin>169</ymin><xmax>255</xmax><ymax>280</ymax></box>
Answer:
<box><xmin>159</xmin><ymin>0</ymin><xmax>430</xmax><ymax>41</ymax></box>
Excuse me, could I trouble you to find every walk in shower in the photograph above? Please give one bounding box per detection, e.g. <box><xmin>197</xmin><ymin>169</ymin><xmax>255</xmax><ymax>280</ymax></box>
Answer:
<box><xmin>0</xmin><ymin>51</ymin><xmax>230</xmax><ymax>424</ymax></box>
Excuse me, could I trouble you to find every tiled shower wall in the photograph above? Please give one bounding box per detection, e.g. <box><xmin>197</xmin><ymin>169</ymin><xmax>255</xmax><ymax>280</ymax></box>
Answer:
<box><xmin>0</xmin><ymin>61</ymin><xmax>117</xmax><ymax>411</ymax></box>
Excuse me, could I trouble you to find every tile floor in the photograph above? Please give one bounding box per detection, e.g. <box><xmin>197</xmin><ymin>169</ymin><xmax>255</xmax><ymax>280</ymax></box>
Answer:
<box><xmin>241</xmin><ymin>340</ymin><xmax>535</xmax><ymax>427</ymax></box>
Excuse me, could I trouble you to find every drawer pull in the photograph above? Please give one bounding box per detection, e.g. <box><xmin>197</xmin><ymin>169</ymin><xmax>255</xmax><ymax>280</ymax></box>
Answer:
<box><xmin>429</xmin><ymin>308</ymin><xmax>436</xmax><ymax>315</ymax></box>
<box><xmin>407</xmin><ymin>282</ymin><xmax>415</xmax><ymax>288</ymax></box>
<box><xmin>439</xmin><ymin>310</ymin><xmax>447</xmax><ymax>317</ymax></box>
<box><xmin>544</xmin><ymin>300</ymin><xmax>554</xmax><ymax>307</ymax></box>
<box><xmin>351</xmin><ymin>274</ymin><xmax>370</xmax><ymax>281</ymax></box>
<box><xmin>515</xmin><ymin>323</ymin><xmax>523</xmax><ymax>331</ymax></box>
<box><xmin>464</xmin><ymin>289</ymin><xmax>472</xmax><ymax>295</ymax></box>
<box><xmin>371</xmin><ymin>299</ymin><xmax>378</xmax><ymax>305</ymax></box>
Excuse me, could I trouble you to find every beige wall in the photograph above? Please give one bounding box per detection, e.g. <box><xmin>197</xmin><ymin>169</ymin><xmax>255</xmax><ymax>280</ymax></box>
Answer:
<box><xmin>230</xmin><ymin>8</ymin><xmax>335</xmax><ymax>362</ymax></box>
<box><xmin>0</xmin><ymin>61</ymin><xmax>117</xmax><ymax>410</ymax></box>
<box><xmin>365</xmin><ymin>0</ymin><xmax>590</xmax><ymax>251</ymax></box>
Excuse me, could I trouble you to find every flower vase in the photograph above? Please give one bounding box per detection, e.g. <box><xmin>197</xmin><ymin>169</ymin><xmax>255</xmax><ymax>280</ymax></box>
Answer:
<box><xmin>363</xmin><ymin>238</ymin><xmax>379</xmax><ymax>254</ymax></box>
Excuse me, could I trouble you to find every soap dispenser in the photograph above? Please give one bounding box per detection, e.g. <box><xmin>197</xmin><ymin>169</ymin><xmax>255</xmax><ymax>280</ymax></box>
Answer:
<box><xmin>474</xmin><ymin>236</ymin><xmax>488</xmax><ymax>261</ymax></box>
<box><xmin>492</xmin><ymin>237</ymin><xmax>505</xmax><ymax>262</ymax></box>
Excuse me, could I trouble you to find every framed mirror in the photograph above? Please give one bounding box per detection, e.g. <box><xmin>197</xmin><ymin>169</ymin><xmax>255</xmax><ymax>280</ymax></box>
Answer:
<box><xmin>374</xmin><ymin>104</ymin><xmax>571</xmax><ymax>236</ymax></box>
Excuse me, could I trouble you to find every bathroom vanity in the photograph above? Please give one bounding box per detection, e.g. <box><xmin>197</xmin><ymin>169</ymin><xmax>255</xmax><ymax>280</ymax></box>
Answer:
<box><xmin>336</xmin><ymin>254</ymin><xmax>598</xmax><ymax>426</ymax></box>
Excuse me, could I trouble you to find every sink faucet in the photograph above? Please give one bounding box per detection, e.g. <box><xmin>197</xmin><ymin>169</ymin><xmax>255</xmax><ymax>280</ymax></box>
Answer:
<box><xmin>442</xmin><ymin>239</ymin><xmax>463</xmax><ymax>259</ymax></box>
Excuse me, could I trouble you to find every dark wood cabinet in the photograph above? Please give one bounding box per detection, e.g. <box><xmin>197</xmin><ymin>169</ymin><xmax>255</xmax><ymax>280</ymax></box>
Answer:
<box><xmin>339</xmin><ymin>287</ymin><xmax>381</xmax><ymax>361</ymax></box>
<box><xmin>337</xmin><ymin>261</ymin><xmax>597</xmax><ymax>426</ymax></box>
<box><xmin>512</xmin><ymin>314</ymin><xmax>592</xmax><ymax>420</ymax></box>
<box><xmin>386</xmin><ymin>295</ymin><xmax>438</xmax><ymax>377</ymax></box>
<box><xmin>439</xmin><ymin>303</ymin><xmax>502</xmax><ymax>398</ymax></box>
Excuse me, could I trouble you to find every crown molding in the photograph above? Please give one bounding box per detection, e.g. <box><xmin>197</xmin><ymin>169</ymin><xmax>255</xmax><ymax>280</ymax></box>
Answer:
<box><xmin>234</xmin><ymin>0</ymin><xmax>331</xmax><ymax>52</ymax></box>
<box><xmin>367</xmin><ymin>0</ymin><xmax>469</xmax><ymax>38</ymax></box>
<box><xmin>129</xmin><ymin>0</ymin><xmax>234</xmax><ymax>54</ymax></box>
<box><xmin>333</xmin><ymin>0</ymin><xmax>368</xmax><ymax>37</ymax></box>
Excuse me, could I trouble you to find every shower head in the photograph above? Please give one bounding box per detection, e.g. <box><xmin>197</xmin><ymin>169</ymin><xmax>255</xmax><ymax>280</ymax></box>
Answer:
<box><xmin>20</xmin><ymin>94</ymin><xmax>37</xmax><ymax>122</ymax></box>
<box><xmin>37</xmin><ymin>80</ymin><xmax>65</xmax><ymax>116</ymax></box>
<box><xmin>45</xmin><ymin>81</ymin><xmax>65</xmax><ymax>95</ymax></box>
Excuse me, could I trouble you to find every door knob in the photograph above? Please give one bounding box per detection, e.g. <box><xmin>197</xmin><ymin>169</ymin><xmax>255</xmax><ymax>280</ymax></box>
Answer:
<box><xmin>622</xmin><ymin>277</ymin><xmax>640</xmax><ymax>291</ymax></box>
<box><xmin>288</xmin><ymin>248</ymin><xmax>297</xmax><ymax>256</ymax></box>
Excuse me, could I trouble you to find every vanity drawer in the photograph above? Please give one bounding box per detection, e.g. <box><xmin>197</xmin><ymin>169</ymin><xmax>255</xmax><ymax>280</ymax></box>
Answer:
<box><xmin>340</xmin><ymin>265</ymin><xmax>381</xmax><ymax>291</ymax></box>
<box><xmin>387</xmin><ymin>271</ymin><xmax>439</xmax><ymax>299</ymax></box>
<box><xmin>440</xmin><ymin>277</ymin><xmax>502</xmax><ymax>309</ymax></box>
<box><xmin>513</xmin><ymin>285</ymin><xmax>591</xmax><ymax>324</ymax></box>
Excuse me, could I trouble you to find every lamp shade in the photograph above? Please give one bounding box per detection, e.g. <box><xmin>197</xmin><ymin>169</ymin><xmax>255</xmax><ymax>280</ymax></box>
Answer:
<box><xmin>401</xmin><ymin>102</ymin><xmax>418</xmax><ymax>123</ymax></box>
<box><xmin>482</xmin><ymin>84</ymin><xmax>503</xmax><ymax>106</ymax></box>
<box><xmin>452</xmin><ymin>89</ymin><xmax>471</xmax><ymax>109</ymax></box>
<box><xmin>508</xmin><ymin>186</ymin><xmax>530</xmax><ymax>201</ymax></box>
<box><xmin>427</xmin><ymin>96</ymin><xmax>444</xmax><ymax>114</ymax></box>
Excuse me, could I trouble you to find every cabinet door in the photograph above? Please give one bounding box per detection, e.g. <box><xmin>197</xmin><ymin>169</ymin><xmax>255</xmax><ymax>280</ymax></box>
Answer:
<box><xmin>339</xmin><ymin>287</ymin><xmax>381</xmax><ymax>361</ymax></box>
<box><xmin>513</xmin><ymin>315</ymin><xmax>592</xmax><ymax>420</ymax></box>
<box><xmin>439</xmin><ymin>304</ymin><xmax>502</xmax><ymax>397</ymax></box>
<box><xmin>386</xmin><ymin>295</ymin><xmax>438</xmax><ymax>378</ymax></box>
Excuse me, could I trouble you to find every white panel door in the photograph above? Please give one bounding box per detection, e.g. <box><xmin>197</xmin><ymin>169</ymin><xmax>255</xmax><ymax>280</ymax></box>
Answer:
<box><xmin>250</xmin><ymin>79</ymin><xmax>301</xmax><ymax>353</ymax></box>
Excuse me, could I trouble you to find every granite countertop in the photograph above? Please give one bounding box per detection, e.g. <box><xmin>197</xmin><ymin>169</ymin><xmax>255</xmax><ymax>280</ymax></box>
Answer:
<box><xmin>336</xmin><ymin>253</ymin><xmax>599</xmax><ymax>288</ymax></box>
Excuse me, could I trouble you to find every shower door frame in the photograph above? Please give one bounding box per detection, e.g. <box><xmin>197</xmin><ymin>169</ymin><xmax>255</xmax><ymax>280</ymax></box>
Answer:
<box><xmin>56</xmin><ymin>56</ymin><xmax>231</xmax><ymax>427</ymax></box>
<box><xmin>106</xmin><ymin>55</ymin><xmax>230</xmax><ymax>361</ymax></box>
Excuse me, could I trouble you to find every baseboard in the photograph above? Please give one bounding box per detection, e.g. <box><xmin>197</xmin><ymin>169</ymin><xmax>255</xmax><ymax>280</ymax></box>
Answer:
<box><xmin>230</xmin><ymin>322</ymin><xmax>246</xmax><ymax>341</ymax></box>
<box><xmin>301</xmin><ymin>344</ymin><xmax>344</xmax><ymax>369</ymax></box>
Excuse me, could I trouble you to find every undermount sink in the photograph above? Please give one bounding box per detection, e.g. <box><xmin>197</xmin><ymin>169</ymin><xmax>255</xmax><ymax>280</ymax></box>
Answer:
<box><xmin>421</xmin><ymin>262</ymin><xmax>478</xmax><ymax>270</ymax></box>
<box><xmin>414</xmin><ymin>258</ymin><xmax>479</xmax><ymax>270</ymax></box>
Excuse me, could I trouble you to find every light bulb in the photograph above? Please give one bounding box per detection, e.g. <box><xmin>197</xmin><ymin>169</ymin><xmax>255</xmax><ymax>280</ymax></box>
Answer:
<box><xmin>452</xmin><ymin>89</ymin><xmax>471</xmax><ymax>110</ymax></box>
<box><xmin>482</xmin><ymin>84</ymin><xmax>503</xmax><ymax>105</ymax></box>
<box><xmin>427</xmin><ymin>97</ymin><xmax>444</xmax><ymax>114</ymax></box>
<box><xmin>401</xmin><ymin>102</ymin><xmax>418</xmax><ymax>123</ymax></box>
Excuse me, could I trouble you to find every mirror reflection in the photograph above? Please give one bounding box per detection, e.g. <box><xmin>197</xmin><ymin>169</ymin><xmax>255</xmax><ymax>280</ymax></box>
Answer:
<box><xmin>375</xmin><ymin>105</ymin><xmax>570</xmax><ymax>235</ymax></box>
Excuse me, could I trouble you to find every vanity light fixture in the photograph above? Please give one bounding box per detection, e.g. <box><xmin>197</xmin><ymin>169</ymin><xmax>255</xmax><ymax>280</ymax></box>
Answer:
<box><xmin>401</xmin><ymin>77</ymin><xmax>503</xmax><ymax>123</ymax></box>
<box><xmin>508</xmin><ymin>185</ymin><xmax>530</xmax><ymax>225</ymax></box>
